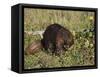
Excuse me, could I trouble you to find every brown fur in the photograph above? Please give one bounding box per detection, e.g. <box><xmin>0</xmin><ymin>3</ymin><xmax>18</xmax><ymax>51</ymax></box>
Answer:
<box><xmin>41</xmin><ymin>23</ymin><xmax>74</xmax><ymax>55</ymax></box>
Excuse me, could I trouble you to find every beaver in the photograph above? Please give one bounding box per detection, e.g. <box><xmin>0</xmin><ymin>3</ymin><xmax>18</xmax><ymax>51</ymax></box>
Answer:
<box><xmin>41</xmin><ymin>23</ymin><xmax>74</xmax><ymax>55</ymax></box>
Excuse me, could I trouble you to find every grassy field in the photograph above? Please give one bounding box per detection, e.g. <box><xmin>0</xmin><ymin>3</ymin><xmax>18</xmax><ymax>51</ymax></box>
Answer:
<box><xmin>24</xmin><ymin>8</ymin><xmax>95</xmax><ymax>69</ymax></box>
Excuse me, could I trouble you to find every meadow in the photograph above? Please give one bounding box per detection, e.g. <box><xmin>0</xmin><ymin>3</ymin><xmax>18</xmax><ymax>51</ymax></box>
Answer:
<box><xmin>24</xmin><ymin>8</ymin><xmax>95</xmax><ymax>69</ymax></box>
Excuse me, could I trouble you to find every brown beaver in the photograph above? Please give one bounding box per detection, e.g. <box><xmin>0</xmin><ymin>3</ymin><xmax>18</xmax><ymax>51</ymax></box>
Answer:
<box><xmin>41</xmin><ymin>23</ymin><xmax>74</xmax><ymax>55</ymax></box>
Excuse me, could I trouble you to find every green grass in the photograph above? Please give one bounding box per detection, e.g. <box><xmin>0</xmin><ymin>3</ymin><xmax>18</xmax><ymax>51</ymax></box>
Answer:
<box><xmin>24</xmin><ymin>8</ymin><xmax>95</xmax><ymax>69</ymax></box>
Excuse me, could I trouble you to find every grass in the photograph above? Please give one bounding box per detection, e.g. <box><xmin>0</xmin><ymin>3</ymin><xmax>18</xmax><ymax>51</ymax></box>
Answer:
<box><xmin>24</xmin><ymin>8</ymin><xmax>95</xmax><ymax>69</ymax></box>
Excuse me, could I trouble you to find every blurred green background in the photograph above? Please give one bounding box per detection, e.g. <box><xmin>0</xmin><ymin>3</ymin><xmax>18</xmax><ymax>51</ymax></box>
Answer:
<box><xmin>24</xmin><ymin>8</ymin><xmax>95</xmax><ymax>69</ymax></box>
